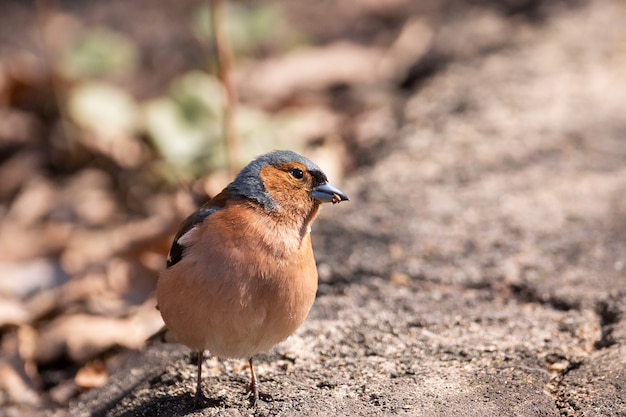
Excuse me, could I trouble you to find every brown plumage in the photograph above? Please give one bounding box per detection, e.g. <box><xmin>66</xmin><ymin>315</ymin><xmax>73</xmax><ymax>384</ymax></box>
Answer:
<box><xmin>156</xmin><ymin>150</ymin><xmax>348</xmax><ymax>406</ymax></box>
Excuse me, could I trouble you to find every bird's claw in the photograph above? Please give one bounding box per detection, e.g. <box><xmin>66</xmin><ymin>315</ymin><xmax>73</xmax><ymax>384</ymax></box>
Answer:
<box><xmin>246</xmin><ymin>382</ymin><xmax>272</xmax><ymax>406</ymax></box>
<box><xmin>193</xmin><ymin>391</ymin><xmax>206</xmax><ymax>409</ymax></box>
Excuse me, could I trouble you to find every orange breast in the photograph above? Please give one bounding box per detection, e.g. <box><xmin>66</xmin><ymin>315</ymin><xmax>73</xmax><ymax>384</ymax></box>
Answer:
<box><xmin>156</xmin><ymin>203</ymin><xmax>319</xmax><ymax>358</ymax></box>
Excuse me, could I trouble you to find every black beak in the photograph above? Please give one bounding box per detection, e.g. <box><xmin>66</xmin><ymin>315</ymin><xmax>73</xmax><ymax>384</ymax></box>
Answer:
<box><xmin>312</xmin><ymin>182</ymin><xmax>349</xmax><ymax>204</ymax></box>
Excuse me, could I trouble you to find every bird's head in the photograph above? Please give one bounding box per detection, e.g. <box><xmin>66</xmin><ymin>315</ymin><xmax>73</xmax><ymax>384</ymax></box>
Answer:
<box><xmin>229</xmin><ymin>150</ymin><xmax>349</xmax><ymax>218</ymax></box>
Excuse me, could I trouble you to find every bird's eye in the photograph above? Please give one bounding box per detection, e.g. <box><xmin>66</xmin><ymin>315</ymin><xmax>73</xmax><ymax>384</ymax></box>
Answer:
<box><xmin>290</xmin><ymin>168</ymin><xmax>304</xmax><ymax>180</ymax></box>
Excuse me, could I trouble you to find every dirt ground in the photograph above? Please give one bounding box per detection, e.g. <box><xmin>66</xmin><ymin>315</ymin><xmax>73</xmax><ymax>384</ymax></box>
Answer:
<box><xmin>1</xmin><ymin>0</ymin><xmax>625</xmax><ymax>416</ymax></box>
<box><xmin>74</xmin><ymin>1</ymin><xmax>626</xmax><ymax>416</ymax></box>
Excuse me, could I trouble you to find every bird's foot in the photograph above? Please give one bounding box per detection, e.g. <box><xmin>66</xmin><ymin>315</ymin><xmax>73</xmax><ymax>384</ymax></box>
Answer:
<box><xmin>193</xmin><ymin>390</ymin><xmax>206</xmax><ymax>409</ymax></box>
<box><xmin>246</xmin><ymin>381</ymin><xmax>272</xmax><ymax>406</ymax></box>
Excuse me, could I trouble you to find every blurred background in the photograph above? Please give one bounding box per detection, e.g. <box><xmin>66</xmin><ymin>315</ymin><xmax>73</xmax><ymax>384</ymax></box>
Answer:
<box><xmin>0</xmin><ymin>0</ymin><xmax>624</xmax><ymax>415</ymax></box>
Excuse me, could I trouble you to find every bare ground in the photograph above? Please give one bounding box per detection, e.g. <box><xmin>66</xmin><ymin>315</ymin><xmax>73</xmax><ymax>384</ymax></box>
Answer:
<box><xmin>69</xmin><ymin>1</ymin><xmax>626</xmax><ymax>416</ymax></box>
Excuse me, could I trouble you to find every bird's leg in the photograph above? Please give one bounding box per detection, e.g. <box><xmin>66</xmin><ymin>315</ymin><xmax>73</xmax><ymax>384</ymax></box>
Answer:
<box><xmin>193</xmin><ymin>350</ymin><xmax>205</xmax><ymax>407</ymax></box>
<box><xmin>246</xmin><ymin>357</ymin><xmax>272</xmax><ymax>406</ymax></box>
<box><xmin>247</xmin><ymin>357</ymin><xmax>260</xmax><ymax>405</ymax></box>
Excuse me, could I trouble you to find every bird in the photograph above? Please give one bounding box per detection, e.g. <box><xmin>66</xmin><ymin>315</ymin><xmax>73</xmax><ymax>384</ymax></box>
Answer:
<box><xmin>156</xmin><ymin>150</ymin><xmax>348</xmax><ymax>407</ymax></box>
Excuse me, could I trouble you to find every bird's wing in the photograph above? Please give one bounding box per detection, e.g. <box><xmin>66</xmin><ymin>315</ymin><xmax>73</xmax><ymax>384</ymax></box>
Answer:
<box><xmin>166</xmin><ymin>187</ymin><xmax>231</xmax><ymax>268</ymax></box>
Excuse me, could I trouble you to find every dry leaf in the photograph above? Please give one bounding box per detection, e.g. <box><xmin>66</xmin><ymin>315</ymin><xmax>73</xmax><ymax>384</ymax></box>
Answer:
<box><xmin>0</xmin><ymin>297</ymin><xmax>31</xmax><ymax>327</ymax></box>
<box><xmin>0</xmin><ymin>361</ymin><xmax>41</xmax><ymax>407</ymax></box>
<box><xmin>75</xmin><ymin>360</ymin><xmax>108</xmax><ymax>389</ymax></box>
<box><xmin>0</xmin><ymin>259</ymin><xmax>67</xmax><ymax>299</ymax></box>
<box><xmin>237</xmin><ymin>41</ymin><xmax>384</xmax><ymax>106</ymax></box>
<box><xmin>35</xmin><ymin>300</ymin><xmax>163</xmax><ymax>364</ymax></box>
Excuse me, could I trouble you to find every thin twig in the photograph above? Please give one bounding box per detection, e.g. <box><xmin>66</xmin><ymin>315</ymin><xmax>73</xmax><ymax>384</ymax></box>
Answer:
<box><xmin>210</xmin><ymin>0</ymin><xmax>239</xmax><ymax>178</ymax></box>
<box><xmin>34</xmin><ymin>0</ymin><xmax>77</xmax><ymax>149</ymax></box>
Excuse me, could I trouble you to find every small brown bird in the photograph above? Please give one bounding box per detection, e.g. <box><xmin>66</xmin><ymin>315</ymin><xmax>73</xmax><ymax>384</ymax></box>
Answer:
<box><xmin>156</xmin><ymin>150</ymin><xmax>348</xmax><ymax>406</ymax></box>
